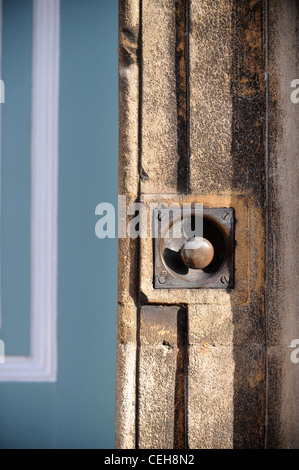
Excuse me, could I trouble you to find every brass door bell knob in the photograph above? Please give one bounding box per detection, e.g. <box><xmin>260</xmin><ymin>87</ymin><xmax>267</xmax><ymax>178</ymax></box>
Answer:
<box><xmin>180</xmin><ymin>237</ymin><xmax>214</xmax><ymax>270</ymax></box>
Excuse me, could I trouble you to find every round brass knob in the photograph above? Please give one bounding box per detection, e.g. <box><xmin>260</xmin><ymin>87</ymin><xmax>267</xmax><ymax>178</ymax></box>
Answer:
<box><xmin>180</xmin><ymin>237</ymin><xmax>214</xmax><ymax>270</ymax></box>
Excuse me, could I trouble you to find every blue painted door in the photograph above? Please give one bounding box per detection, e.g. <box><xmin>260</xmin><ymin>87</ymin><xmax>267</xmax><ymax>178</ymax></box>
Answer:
<box><xmin>0</xmin><ymin>0</ymin><xmax>118</xmax><ymax>449</ymax></box>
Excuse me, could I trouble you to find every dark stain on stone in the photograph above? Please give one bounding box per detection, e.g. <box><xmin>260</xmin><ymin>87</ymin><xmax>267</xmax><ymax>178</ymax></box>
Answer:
<box><xmin>231</xmin><ymin>0</ymin><xmax>266</xmax><ymax>448</ymax></box>
<box><xmin>231</xmin><ymin>0</ymin><xmax>266</xmax><ymax>200</ymax></box>
<box><xmin>174</xmin><ymin>307</ymin><xmax>188</xmax><ymax>449</ymax></box>
<box><xmin>123</xmin><ymin>27</ymin><xmax>137</xmax><ymax>44</ymax></box>
<box><xmin>140</xmin><ymin>167</ymin><xmax>149</xmax><ymax>181</ymax></box>
<box><xmin>175</xmin><ymin>0</ymin><xmax>190</xmax><ymax>194</ymax></box>
<box><xmin>162</xmin><ymin>340</ymin><xmax>173</xmax><ymax>349</ymax></box>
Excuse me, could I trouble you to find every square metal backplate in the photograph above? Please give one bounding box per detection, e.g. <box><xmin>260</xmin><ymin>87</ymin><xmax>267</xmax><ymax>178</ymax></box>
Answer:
<box><xmin>154</xmin><ymin>207</ymin><xmax>235</xmax><ymax>289</ymax></box>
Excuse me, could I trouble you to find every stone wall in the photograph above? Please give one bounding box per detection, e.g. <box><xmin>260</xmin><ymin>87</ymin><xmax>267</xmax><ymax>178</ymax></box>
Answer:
<box><xmin>116</xmin><ymin>0</ymin><xmax>299</xmax><ymax>449</ymax></box>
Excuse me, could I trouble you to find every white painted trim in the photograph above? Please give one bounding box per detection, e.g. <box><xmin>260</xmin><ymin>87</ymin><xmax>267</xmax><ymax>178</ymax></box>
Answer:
<box><xmin>0</xmin><ymin>0</ymin><xmax>60</xmax><ymax>381</ymax></box>
<box><xmin>0</xmin><ymin>0</ymin><xmax>3</xmax><ymax>330</ymax></box>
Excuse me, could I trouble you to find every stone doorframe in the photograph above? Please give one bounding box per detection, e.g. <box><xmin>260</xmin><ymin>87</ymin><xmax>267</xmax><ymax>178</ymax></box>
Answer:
<box><xmin>116</xmin><ymin>0</ymin><xmax>299</xmax><ymax>449</ymax></box>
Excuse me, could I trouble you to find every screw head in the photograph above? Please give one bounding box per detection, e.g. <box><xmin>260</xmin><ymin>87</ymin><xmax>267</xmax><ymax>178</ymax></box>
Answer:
<box><xmin>222</xmin><ymin>212</ymin><xmax>230</xmax><ymax>221</ymax></box>
<box><xmin>158</xmin><ymin>271</ymin><xmax>167</xmax><ymax>284</ymax></box>
<box><xmin>220</xmin><ymin>275</ymin><xmax>229</xmax><ymax>284</ymax></box>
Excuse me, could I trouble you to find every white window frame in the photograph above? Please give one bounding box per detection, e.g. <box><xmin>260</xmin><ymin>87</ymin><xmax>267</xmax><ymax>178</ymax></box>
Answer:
<box><xmin>0</xmin><ymin>0</ymin><xmax>60</xmax><ymax>381</ymax></box>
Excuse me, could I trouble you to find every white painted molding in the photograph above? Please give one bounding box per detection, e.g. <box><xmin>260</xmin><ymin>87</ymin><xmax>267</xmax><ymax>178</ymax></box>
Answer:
<box><xmin>0</xmin><ymin>0</ymin><xmax>3</xmax><ymax>330</ymax></box>
<box><xmin>0</xmin><ymin>0</ymin><xmax>60</xmax><ymax>381</ymax></box>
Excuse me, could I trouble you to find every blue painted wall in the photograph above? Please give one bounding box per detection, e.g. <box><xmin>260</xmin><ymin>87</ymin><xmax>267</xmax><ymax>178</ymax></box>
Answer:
<box><xmin>0</xmin><ymin>0</ymin><xmax>118</xmax><ymax>449</ymax></box>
